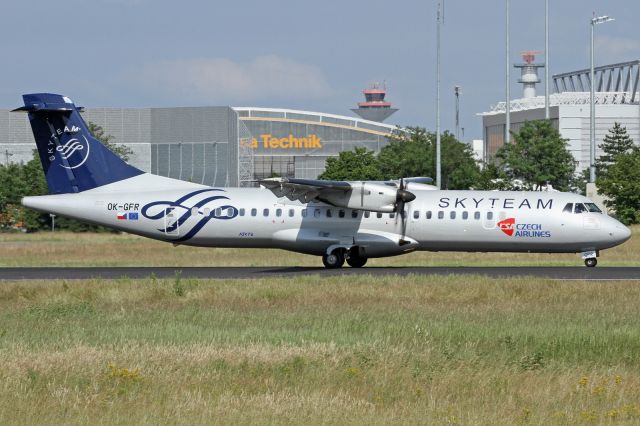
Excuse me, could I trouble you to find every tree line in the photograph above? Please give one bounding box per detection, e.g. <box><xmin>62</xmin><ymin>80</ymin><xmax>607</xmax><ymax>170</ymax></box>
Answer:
<box><xmin>320</xmin><ymin>120</ymin><xmax>639</xmax><ymax>224</ymax></box>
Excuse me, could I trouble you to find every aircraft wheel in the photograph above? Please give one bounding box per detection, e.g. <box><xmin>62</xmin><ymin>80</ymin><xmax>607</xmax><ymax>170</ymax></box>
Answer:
<box><xmin>346</xmin><ymin>255</ymin><xmax>368</xmax><ymax>268</ymax></box>
<box><xmin>322</xmin><ymin>250</ymin><xmax>345</xmax><ymax>269</ymax></box>
<box><xmin>584</xmin><ymin>258</ymin><xmax>597</xmax><ymax>268</ymax></box>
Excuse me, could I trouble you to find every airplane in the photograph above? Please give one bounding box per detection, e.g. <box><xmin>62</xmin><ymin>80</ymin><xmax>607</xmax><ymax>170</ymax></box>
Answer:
<box><xmin>14</xmin><ymin>93</ymin><xmax>632</xmax><ymax>268</ymax></box>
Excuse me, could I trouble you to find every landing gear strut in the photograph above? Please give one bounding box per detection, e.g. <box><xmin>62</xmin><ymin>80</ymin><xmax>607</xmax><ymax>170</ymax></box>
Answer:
<box><xmin>582</xmin><ymin>250</ymin><xmax>598</xmax><ymax>268</ymax></box>
<box><xmin>322</xmin><ymin>249</ymin><xmax>345</xmax><ymax>269</ymax></box>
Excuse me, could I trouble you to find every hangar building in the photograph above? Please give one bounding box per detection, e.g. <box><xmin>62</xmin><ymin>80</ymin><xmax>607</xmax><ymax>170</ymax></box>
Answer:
<box><xmin>0</xmin><ymin>104</ymin><xmax>398</xmax><ymax>187</ymax></box>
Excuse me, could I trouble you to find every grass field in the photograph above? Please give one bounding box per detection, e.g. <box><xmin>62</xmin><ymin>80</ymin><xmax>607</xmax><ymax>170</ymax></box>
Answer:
<box><xmin>0</xmin><ymin>225</ymin><xmax>638</xmax><ymax>267</ymax></box>
<box><xmin>1</xmin><ymin>275</ymin><xmax>640</xmax><ymax>425</ymax></box>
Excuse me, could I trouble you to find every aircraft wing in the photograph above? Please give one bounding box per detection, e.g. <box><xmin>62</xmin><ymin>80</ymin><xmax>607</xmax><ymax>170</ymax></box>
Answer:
<box><xmin>258</xmin><ymin>178</ymin><xmax>351</xmax><ymax>203</ymax></box>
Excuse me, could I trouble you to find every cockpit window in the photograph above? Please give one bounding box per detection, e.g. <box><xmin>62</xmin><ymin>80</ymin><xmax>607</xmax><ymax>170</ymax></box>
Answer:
<box><xmin>585</xmin><ymin>203</ymin><xmax>602</xmax><ymax>213</ymax></box>
<box><xmin>574</xmin><ymin>203</ymin><xmax>587</xmax><ymax>214</ymax></box>
<box><xmin>562</xmin><ymin>203</ymin><xmax>573</xmax><ymax>213</ymax></box>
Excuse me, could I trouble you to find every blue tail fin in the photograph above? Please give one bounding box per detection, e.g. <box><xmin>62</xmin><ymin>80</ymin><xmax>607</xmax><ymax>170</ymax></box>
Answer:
<box><xmin>13</xmin><ymin>93</ymin><xmax>143</xmax><ymax>194</ymax></box>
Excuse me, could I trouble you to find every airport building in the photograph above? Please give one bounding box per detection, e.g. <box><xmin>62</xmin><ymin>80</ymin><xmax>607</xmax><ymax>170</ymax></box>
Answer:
<box><xmin>480</xmin><ymin>57</ymin><xmax>640</xmax><ymax>171</ymax></box>
<box><xmin>0</xmin><ymin>88</ymin><xmax>399</xmax><ymax>187</ymax></box>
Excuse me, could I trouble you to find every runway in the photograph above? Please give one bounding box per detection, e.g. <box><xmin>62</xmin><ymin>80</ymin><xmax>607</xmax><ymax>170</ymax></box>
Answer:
<box><xmin>1</xmin><ymin>266</ymin><xmax>639</xmax><ymax>280</ymax></box>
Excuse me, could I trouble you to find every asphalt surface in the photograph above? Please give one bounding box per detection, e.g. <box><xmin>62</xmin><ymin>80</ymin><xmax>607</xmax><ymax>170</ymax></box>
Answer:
<box><xmin>0</xmin><ymin>266</ymin><xmax>639</xmax><ymax>280</ymax></box>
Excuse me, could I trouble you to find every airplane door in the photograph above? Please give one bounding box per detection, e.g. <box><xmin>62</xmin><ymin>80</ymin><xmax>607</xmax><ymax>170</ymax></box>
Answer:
<box><xmin>164</xmin><ymin>208</ymin><xmax>180</xmax><ymax>236</ymax></box>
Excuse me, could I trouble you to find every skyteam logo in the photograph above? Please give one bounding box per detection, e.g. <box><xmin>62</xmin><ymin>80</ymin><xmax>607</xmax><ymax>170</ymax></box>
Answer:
<box><xmin>141</xmin><ymin>189</ymin><xmax>238</xmax><ymax>242</ymax></box>
<box><xmin>56</xmin><ymin>135</ymin><xmax>90</xmax><ymax>169</ymax></box>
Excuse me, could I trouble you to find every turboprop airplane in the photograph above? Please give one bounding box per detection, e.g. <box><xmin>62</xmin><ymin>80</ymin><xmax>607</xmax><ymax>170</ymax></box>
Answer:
<box><xmin>15</xmin><ymin>93</ymin><xmax>631</xmax><ymax>268</ymax></box>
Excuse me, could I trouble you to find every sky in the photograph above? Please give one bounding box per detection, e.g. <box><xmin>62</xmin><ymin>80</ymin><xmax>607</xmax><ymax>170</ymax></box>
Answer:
<box><xmin>1</xmin><ymin>0</ymin><xmax>639</xmax><ymax>140</ymax></box>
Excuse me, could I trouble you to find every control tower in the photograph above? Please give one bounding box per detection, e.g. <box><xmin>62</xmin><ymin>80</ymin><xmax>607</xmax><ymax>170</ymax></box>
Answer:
<box><xmin>351</xmin><ymin>83</ymin><xmax>398</xmax><ymax>122</ymax></box>
<box><xmin>515</xmin><ymin>51</ymin><xmax>545</xmax><ymax>99</ymax></box>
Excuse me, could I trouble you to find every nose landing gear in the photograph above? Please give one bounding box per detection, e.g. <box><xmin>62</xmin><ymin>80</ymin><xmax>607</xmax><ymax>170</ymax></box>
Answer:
<box><xmin>582</xmin><ymin>250</ymin><xmax>599</xmax><ymax>268</ymax></box>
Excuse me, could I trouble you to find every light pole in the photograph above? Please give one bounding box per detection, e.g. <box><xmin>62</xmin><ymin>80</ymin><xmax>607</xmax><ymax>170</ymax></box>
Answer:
<box><xmin>590</xmin><ymin>13</ymin><xmax>614</xmax><ymax>183</ymax></box>
<box><xmin>505</xmin><ymin>0</ymin><xmax>511</xmax><ymax>144</ymax></box>
<box><xmin>544</xmin><ymin>0</ymin><xmax>549</xmax><ymax>119</ymax></box>
<box><xmin>454</xmin><ymin>86</ymin><xmax>461</xmax><ymax>140</ymax></box>
<box><xmin>435</xmin><ymin>0</ymin><xmax>442</xmax><ymax>189</ymax></box>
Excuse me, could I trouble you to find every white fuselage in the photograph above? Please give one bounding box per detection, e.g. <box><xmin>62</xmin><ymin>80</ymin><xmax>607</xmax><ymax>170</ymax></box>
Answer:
<box><xmin>22</xmin><ymin>174</ymin><xmax>631</xmax><ymax>259</ymax></box>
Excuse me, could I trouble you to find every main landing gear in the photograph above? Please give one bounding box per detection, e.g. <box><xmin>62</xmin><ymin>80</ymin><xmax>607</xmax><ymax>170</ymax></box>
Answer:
<box><xmin>322</xmin><ymin>247</ymin><xmax>368</xmax><ymax>269</ymax></box>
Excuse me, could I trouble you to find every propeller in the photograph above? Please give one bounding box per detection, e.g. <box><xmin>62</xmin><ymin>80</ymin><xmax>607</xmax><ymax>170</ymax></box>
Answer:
<box><xmin>396</xmin><ymin>178</ymin><xmax>415</xmax><ymax>246</ymax></box>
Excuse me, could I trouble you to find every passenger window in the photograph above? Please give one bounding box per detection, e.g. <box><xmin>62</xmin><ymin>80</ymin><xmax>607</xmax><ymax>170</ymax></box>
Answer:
<box><xmin>352</xmin><ymin>210</ymin><xmax>358</xmax><ymax>218</ymax></box>
<box><xmin>215</xmin><ymin>208</ymin><xmax>221</xmax><ymax>217</ymax></box>
<box><xmin>339</xmin><ymin>210</ymin><xmax>345</xmax><ymax>218</ymax></box>
<box><xmin>389</xmin><ymin>213</ymin><xmax>395</xmax><ymax>219</ymax></box>
<box><xmin>288</xmin><ymin>209</ymin><xmax>294</xmax><ymax>217</ymax></box>
<box><xmin>251</xmin><ymin>208</ymin><xmax>257</xmax><ymax>217</ymax></box>
<box><xmin>314</xmin><ymin>209</ymin><xmax>321</xmax><ymax>218</ymax></box>
<box><xmin>450</xmin><ymin>211</ymin><xmax>456</xmax><ymax>219</ymax></box>
<box><xmin>276</xmin><ymin>208</ymin><xmax>282</xmax><ymax>217</ymax></box>
<box><xmin>239</xmin><ymin>208</ymin><xmax>245</xmax><ymax>217</ymax></box>
<box><xmin>191</xmin><ymin>207</ymin><xmax>199</xmax><ymax>216</ymax></box>
<box><xmin>438</xmin><ymin>211</ymin><xmax>444</xmax><ymax>219</ymax></box>
<box><xmin>326</xmin><ymin>209</ymin><xmax>332</xmax><ymax>218</ymax></box>
<box><xmin>377</xmin><ymin>212</ymin><xmax>383</xmax><ymax>219</ymax></box>
<box><xmin>487</xmin><ymin>212</ymin><xmax>493</xmax><ymax>220</ymax></box>
<box><xmin>263</xmin><ymin>208</ymin><xmax>269</xmax><ymax>217</ymax></box>
<box><xmin>585</xmin><ymin>203</ymin><xmax>602</xmax><ymax>213</ymax></box>
<box><xmin>413</xmin><ymin>210</ymin><xmax>420</xmax><ymax>219</ymax></box>
<box><xmin>301</xmin><ymin>209</ymin><xmax>308</xmax><ymax>217</ymax></box>
<box><xmin>562</xmin><ymin>203</ymin><xmax>573</xmax><ymax>213</ymax></box>
<box><xmin>204</xmin><ymin>208</ymin><xmax>211</xmax><ymax>217</ymax></box>
<box><xmin>474</xmin><ymin>211</ymin><xmax>480</xmax><ymax>220</ymax></box>
<box><xmin>364</xmin><ymin>211</ymin><xmax>370</xmax><ymax>218</ymax></box>
<box><xmin>574</xmin><ymin>203</ymin><xmax>587</xmax><ymax>214</ymax></box>
<box><xmin>426</xmin><ymin>211</ymin><xmax>432</xmax><ymax>219</ymax></box>
<box><xmin>462</xmin><ymin>211</ymin><xmax>468</xmax><ymax>220</ymax></box>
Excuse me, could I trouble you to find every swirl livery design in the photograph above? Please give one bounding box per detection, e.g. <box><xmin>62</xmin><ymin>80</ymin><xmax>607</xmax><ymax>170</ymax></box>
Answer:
<box><xmin>141</xmin><ymin>189</ymin><xmax>238</xmax><ymax>242</ymax></box>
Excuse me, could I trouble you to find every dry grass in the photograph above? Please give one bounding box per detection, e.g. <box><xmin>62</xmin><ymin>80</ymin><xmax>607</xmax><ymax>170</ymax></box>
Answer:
<box><xmin>1</xmin><ymin>275</ymin><xmax>640</xmax><ymax>424</ymax></box>
<box><xmin>0</xmin><ymin>225</ymin><xmax>638</xmax><ymax>267</ymax></box>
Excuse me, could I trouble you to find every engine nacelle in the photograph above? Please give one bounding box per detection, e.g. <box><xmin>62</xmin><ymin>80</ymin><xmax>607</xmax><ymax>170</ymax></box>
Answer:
<box><xmin>318</xmin><ymin>182</ymin><xmax>399</xmax><ymax>213</ymax></box>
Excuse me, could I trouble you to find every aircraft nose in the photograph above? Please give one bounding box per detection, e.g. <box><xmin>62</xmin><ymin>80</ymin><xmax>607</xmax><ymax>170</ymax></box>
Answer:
<box><xmin>609</xmin><ymin>220</ymin><xmax>632</xmax><ymax>245</ymax></box>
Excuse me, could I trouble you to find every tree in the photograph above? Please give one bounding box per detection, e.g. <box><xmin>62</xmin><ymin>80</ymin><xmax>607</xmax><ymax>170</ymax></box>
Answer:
<box><xmin>319</xmin><ymin>147</ymin><xmax>384</xmax><ymax>181</ymax></box>
<box><xmin>495</xmin><ymin>120</ymin><xmax>576</xmax><ymax>191</ymax></box>
<box><xmin>596</xmin><ymin>148</ymin><xmax>640</xmax><ymax>224</ymax></box>
<box><xmin>377</xmin><ymin>128</ymin><xmax>480</xmax><ymax>189</ymax></box>
<box><xmin>596</xmin><ymin>122</ymin><xmax>635</xmax><ymax>177</ymax></box>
